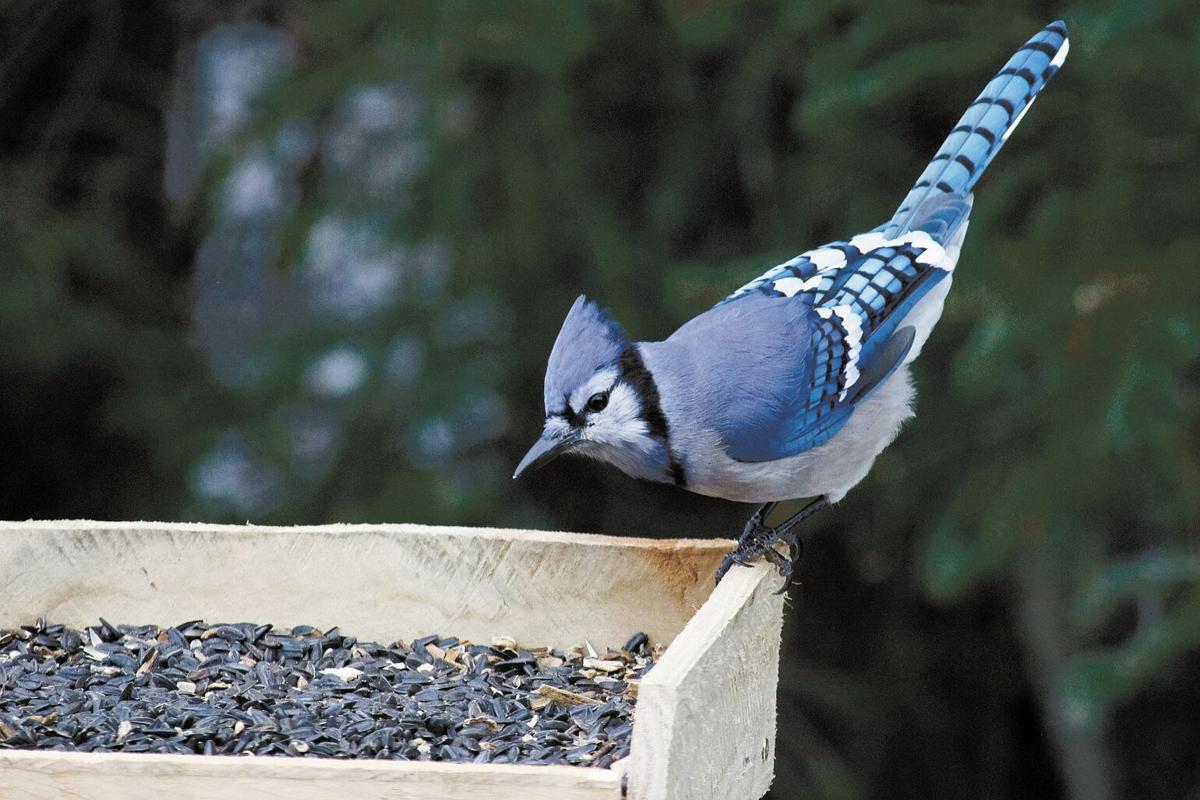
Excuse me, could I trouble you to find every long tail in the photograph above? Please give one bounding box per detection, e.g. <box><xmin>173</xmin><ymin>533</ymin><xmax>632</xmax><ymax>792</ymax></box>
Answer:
<box><xmin>888</xmin><ymin>20</ymin><xmax>1069</xmax><ymax>235</ymax></box>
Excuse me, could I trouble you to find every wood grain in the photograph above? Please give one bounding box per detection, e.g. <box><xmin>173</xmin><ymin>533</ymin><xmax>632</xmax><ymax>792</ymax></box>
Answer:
<box><xmin>0</xmin><ymin>521</ymin><xmax>729</xmax><ymax>650</ymax></box>
<box><xmin>627</xmin><ymin>562</ymin><xmax>785</xmax><ymax>800</ymax></box>
<box><xmin>0</xmin><ymin>750</ymin><xmax>623</xmax><ymax>800</ymax></box>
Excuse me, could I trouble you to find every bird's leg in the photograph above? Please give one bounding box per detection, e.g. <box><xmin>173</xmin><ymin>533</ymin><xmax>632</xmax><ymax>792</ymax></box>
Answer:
<box><xmin>715</xmin><ymin>496</ymin><xmax>829</xmax><ymax>592</ymax></box>
<box><xmin>715</xmin><ymin>502</ymin><xmax>780</xmax><ymax>581</ymax></box>
<box><xmin>713</xmin><ymin>501</ymin><xmax>778</xmax><ymax>578</ymax></box>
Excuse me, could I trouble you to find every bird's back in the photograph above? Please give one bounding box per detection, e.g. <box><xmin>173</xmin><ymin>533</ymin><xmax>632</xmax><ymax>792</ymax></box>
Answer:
<box><xmin>662</xmin><ymin>292</ymin><xmax>822</xmax><ymax>452</ymax></box>
<box><xmin>640</xmin><ymin>22</ymin><xmax>1070</xmax><ymax>502</ymax></box>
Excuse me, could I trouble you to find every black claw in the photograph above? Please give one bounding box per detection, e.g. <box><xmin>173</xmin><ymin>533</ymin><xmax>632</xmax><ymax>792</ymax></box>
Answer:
<box><xmin>783</xmin><ymin>530</ymin><xmax>802</xmax><ymax>570</ymax></box>
<box><xmin>714</xmin><ymin>556</ymin><xmax>733</xmax><ymax>585</ymax></box>
<box><xmin>777</xmin><ymin>533</ymin><xmax>801</xmax><ymax>593</ymax></box>
<box><xmin>715</xmin><ymin>497</ymin><xmax>828</xmax><ymax>589</ymax></box>
<box><xmin>715</xmin><ymin>549</ymin><xmax>753</xmax><ymax>584</ymax></box>
<box><xmin>759</xmin><ymin>547</ymin><xmax>794</xmax><ymax>594</ymax></box>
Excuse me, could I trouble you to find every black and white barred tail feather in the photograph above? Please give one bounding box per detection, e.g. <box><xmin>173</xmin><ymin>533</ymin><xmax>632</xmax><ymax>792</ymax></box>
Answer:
<box><xmin>726</xmin><ymin>21</ymin><xmax>1070</xmax><ymax>314</ymax></box>
<box><xmin>888</xmin><ymin>20</ymin><xmax>1069</xmax><ymax>235</ymax></box>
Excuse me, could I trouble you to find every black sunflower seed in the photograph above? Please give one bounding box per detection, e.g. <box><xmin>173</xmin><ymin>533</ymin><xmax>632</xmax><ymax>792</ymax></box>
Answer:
<box><xmin>0</xmin><ymin>621</ymin><xmax>655</xmax><ymax>766</ymax></box>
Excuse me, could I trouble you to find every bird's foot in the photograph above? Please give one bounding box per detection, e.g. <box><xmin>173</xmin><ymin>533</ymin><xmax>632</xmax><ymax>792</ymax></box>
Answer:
<box><xmin>715</xmin><ymin>515</ymin><xmax>801</xmax><ymax>594</ymax></box>
<box><xmin>715</xmin><ymin>497</ymin><xmax>828</xmax><ymax>593</ymax></box>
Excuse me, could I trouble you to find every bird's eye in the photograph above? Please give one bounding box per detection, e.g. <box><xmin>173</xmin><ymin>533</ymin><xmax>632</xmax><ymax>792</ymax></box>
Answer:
<box><xmin>586</xmin><ymin>392</ymin><xmax>609</xmax><ymax>413</ymax></box>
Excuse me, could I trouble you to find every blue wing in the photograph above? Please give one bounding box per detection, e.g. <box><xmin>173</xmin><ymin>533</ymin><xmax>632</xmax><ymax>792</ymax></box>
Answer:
<box><xmin>717</xmin><ymin>196</ymin><xmax>962</xmax><ymax>461</ymax></box>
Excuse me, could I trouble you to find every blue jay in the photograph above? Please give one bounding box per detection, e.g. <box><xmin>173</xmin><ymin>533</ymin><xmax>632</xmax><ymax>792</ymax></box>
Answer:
<box><xmin>514</xmin><ymin>22</ymin><xmax>1069</xmax><ymax>588</ymax></box>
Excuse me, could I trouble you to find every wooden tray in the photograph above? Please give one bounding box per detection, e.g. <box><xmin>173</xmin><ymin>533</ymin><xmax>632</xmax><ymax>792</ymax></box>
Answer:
<box><xmin>0</xmin><ymin>521</ymin><xmax>784</xmax><ymax>799</ymax></box>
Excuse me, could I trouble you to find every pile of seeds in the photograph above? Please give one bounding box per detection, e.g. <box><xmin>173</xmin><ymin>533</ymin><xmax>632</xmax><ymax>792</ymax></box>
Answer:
<box><xmin>0</xmin><ymin>619</ymin><xmax>658</xmax><ymax>767</ymax></box>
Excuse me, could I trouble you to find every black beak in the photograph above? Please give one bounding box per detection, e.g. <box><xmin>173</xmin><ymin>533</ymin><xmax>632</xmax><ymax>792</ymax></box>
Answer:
<box><xmin>513</xmin><ymin>428</ymin><xmax>579</xmax><ymax>479</ymax></box>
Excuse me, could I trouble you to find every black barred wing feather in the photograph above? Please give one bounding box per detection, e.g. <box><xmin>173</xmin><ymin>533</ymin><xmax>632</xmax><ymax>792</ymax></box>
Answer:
<box><xmin>720</xmin><ymin>228</ymin><xmax>954</xmax><ymax>461</ymax></box>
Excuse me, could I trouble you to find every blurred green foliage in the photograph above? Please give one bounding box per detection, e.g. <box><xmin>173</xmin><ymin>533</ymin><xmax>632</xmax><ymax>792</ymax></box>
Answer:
<box><xmin>1</xmin><ymin>1</ymin><xmax>1198</xmax><ymax>798</ymax></box>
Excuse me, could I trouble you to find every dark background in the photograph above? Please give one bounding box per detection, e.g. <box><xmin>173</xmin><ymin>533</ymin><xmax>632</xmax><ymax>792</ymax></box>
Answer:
<box><xmin>1</xmin><ymin>2</ymin><xmax>1198</xmax><ymax>798</ymax></box>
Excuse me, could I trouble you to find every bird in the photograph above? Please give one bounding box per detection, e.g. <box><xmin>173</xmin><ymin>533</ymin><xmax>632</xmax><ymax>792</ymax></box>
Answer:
<box><xmin>513</xmin><ymin>21</ymin><xmax>1070</xmax><ymax>589</ymax></box>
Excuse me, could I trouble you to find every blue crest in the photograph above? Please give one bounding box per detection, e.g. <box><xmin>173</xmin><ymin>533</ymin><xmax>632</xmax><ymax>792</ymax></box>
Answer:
<box><xmin>543</xmin><ymin>295</ymin><xmax>629</xmax><ymax>414</ymax></box>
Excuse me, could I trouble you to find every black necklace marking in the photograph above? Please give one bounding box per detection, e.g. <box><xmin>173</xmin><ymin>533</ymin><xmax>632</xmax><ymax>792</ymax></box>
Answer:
<box><xmin>618</xmin><ymin>345</ymin><xmax>688</xmax><ymax>487</ymax></box>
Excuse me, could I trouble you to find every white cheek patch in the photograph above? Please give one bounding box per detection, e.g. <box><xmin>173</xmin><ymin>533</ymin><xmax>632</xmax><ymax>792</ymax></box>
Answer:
<box><xmin>599</xmin><ymin>383</ymin><xmax>640</xmax><ymax>424</ymax></box>
<box><xmin>584</xmin><ymin>383</ymin><xmax>653</xmax><ymax>451</ymax></box>
<box><xmin>569</xmin><ymin>367</ymin><xmax>619</xmax><ymax>416</ymax></box>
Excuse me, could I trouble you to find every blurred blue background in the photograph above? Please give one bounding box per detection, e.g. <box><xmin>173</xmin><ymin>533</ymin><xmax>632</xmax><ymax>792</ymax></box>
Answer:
<box><xmin>1</xmin><ymin>1</ymin><xmax>1197</xmax><ymax>797</ymax></box>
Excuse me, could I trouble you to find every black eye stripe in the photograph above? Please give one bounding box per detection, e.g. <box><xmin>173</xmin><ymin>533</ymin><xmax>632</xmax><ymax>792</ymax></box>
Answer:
<box><xmin>550</xmin><ymin>408</ymin><xmax>583</xmax><ymax>427</ymax></box>
<box><xmin>550</xmin><ymin>381</ymin><xmax>617</xmax><ymax>427</ymax></box>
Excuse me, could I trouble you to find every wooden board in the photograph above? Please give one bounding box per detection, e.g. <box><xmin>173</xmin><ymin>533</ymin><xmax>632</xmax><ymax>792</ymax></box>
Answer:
<box><xmin>0</xmin><ymin>751</ymin><xmax>622</xmax><ymax>800</ymax></box>
<box><xmin>0</xmin><ymin>521</ymin><xmax>729</xmax><ymax>650</ymax></box>
<box><xmin>628</xmin><ymin>562</ymin><xmax>785</xmax><ymax>799</ymax></box>
<box><xmin>0</xmin><ymin>521</ymin><xmax>784</xmax><ymax>800</ymax></box>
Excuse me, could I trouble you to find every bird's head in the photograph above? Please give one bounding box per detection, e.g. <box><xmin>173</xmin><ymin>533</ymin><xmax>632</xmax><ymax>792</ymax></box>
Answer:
<box><xmin>513</xmin><ymin>295</ymin><xmax>664</xmax><ymax>480</ymax></box>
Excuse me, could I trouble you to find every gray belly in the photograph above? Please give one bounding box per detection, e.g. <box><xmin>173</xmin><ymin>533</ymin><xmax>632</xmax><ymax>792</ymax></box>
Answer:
<box><xmin>682</xmin><ymin>367</ymin><xmax>916</xmax><ymax>504</ymax></box>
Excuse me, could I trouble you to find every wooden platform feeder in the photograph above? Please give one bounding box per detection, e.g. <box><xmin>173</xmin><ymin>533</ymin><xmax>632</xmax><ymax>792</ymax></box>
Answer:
<box><xmin>0</xmin><ymin>521</ymin><xmax>785</xmax><ymax>799</ymax></box>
